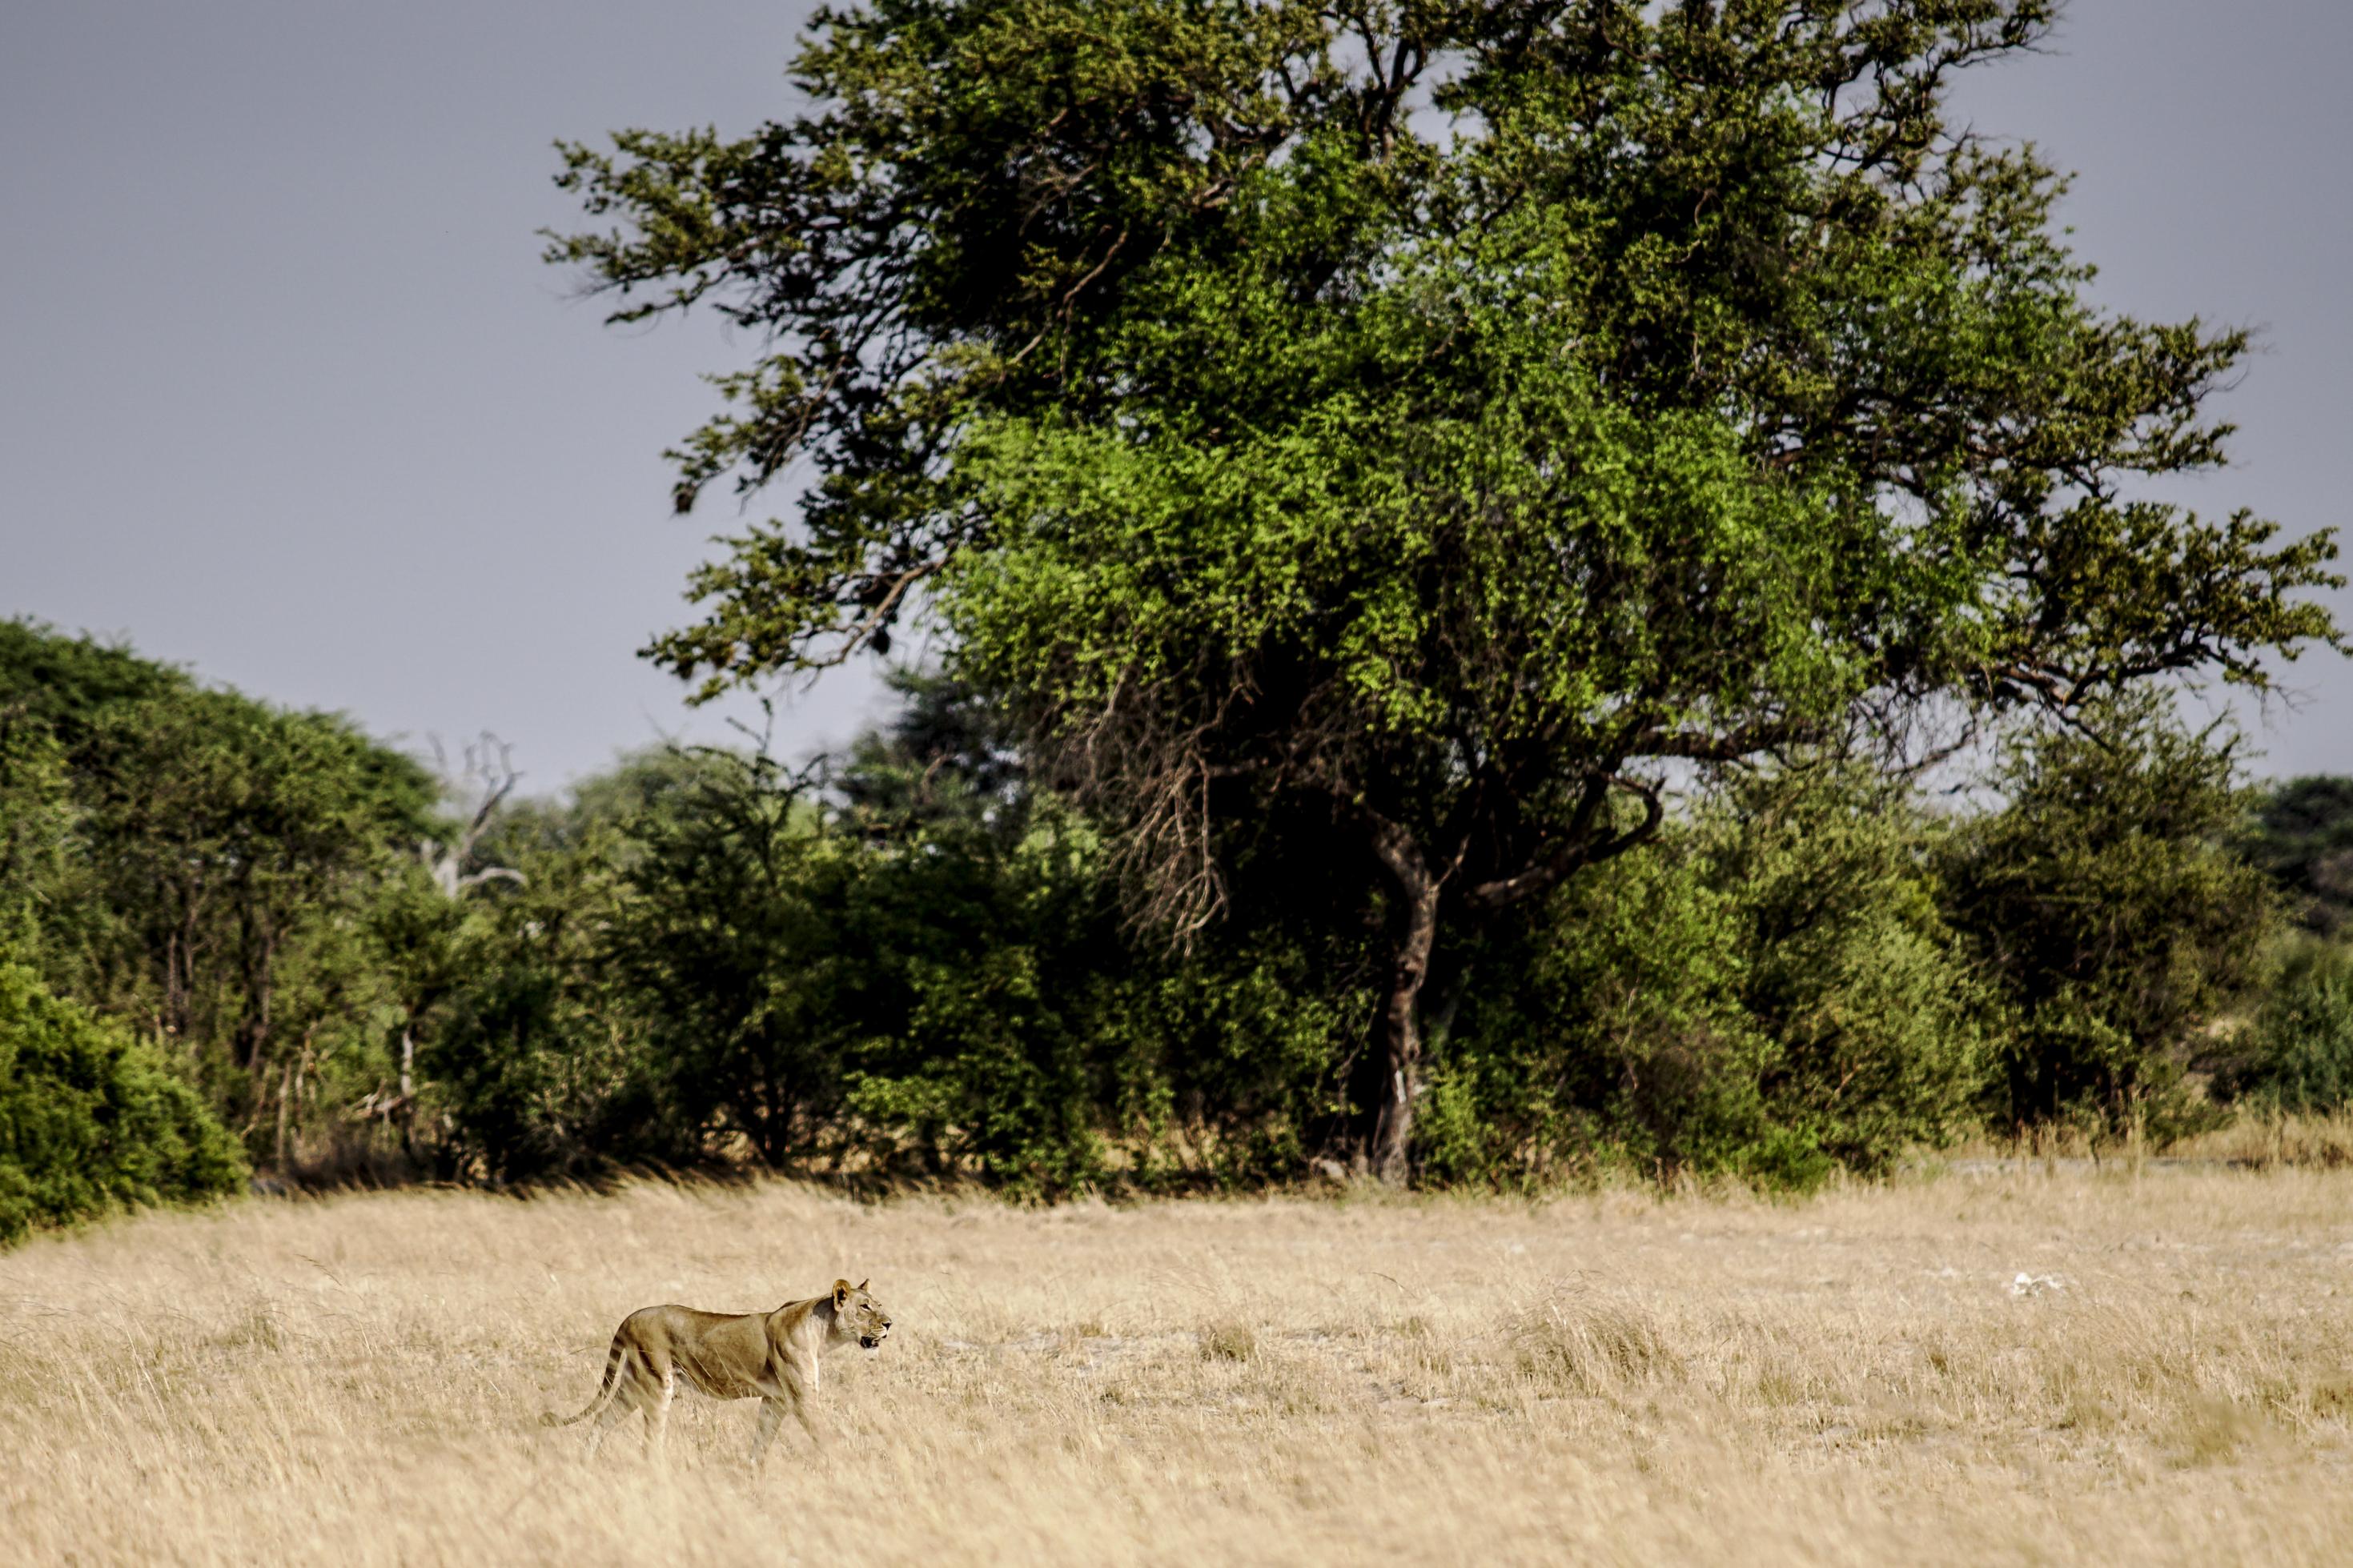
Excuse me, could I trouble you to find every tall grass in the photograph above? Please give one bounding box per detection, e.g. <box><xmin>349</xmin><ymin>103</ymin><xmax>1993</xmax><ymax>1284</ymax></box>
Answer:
<box><xmin>3</xmin><ymin>1168</ymin><xmax>2351</xmax><ymax>1564</ymax></box>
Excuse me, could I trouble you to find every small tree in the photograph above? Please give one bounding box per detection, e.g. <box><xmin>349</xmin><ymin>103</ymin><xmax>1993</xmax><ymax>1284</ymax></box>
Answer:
<box><xmin>369</xmin><ymin>736</ymin><xmax>528</xmax><ymax>1158</ymax></box>
<box><xmin>1943</xmin><ymin>701</ymin><xmax>2283</xmax><ymax>1138</ymax></box>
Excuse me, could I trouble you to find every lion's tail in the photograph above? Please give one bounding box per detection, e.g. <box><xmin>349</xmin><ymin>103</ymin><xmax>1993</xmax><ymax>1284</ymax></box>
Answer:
<box><xmin>541</xmin><ymin>1335</ymin><xmax>627</xmax><ymax>1427</ymax></box>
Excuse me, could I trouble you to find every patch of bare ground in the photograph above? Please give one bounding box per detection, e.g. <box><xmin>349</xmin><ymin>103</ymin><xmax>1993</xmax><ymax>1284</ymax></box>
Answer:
<box><xmin>4</xmin><ymin>1165</ymin><xmax>2351</xmax><ymax>1564</ymax></box>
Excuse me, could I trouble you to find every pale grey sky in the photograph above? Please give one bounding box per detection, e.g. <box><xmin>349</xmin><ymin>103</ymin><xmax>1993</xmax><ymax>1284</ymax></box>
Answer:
<box><xmin>2</xmin><ymin>2</ymin><xmax>2346</xmax><ymax>788</ymax></box>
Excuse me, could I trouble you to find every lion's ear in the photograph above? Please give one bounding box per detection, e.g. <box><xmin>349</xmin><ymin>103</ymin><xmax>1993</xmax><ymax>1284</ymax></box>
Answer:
<box><xmin>833</xmin><ymin>1278</ymin><xmax>853</xmax><ymax>1307</ymax></box>
<box><xmin>857</xmin><ymin>1278</ymin><xmax>869</xmax><ymax>1292</ymax></box>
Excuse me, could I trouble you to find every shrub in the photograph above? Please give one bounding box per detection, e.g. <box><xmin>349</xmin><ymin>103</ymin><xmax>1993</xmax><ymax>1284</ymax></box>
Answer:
<box><xmin>419</xmin><ymin>804</ymin><xmax>692</xmax><ymax>1183</ymax></box>
<box><xmin>1697</xmin><ymin>765</ymin><xmax>1989</xmax><ymax>1176</ymax></box>
<box><xmin>1941</xmin><ymin>701</ymin><xmax>2283</xmax><ymax>1140</ymax></box>
<box><xmin>2212</xmin><ymin>944</ymin><xmax>2353</xmax><ymax>1114</ymax></box>
<box><xmin>1427</xmin><ymin>764</ymin><xmax>1984</xmax><ymax>1190</ymax></box>
<box><xmin>0</xmin><ymin>960</ymin><xmax>246</xmax><ymax>1245</ymax></box>
<box><xmin>1423</xmin><ymin>832</ymin><xmax>1773</xmax><ymax>1187</ymax></box>
<box><xmin>2243</xmin><ymin>777</ymin><xmax>2353</xmax><ymax>936</ymax></box>
<box><xmin>1104</xmin><ymin>934</ymin><xmax>1371</xmax><ymax>1189</ymax></box>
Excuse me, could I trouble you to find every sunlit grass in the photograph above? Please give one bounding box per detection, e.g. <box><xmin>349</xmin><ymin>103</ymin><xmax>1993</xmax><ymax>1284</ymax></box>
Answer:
<box><xmin>4</xmin><ymin>1166</ymin><xmax>2351</xmax><ymax>1564</ymax></box>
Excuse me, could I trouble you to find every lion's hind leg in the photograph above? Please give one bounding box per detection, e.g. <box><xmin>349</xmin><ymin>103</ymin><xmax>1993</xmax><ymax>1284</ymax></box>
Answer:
<box><xmin>584</xmin><ymin>1346</ymin><xmax>660</xmax><ymax>1458</ymax></box>
<box><xmin>642</xmin><ymin>1360</ymin><xmax>677</xmax><ymax>1462</ymax></box>
<box><xmin>583</xmin><ymin>1388</ymin><xmax>633</xmax><ymax>1458</ymax></box>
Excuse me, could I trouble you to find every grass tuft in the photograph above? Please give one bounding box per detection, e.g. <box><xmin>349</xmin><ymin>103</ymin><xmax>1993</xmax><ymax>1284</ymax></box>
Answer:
<box><xmin>1201</xmin><ymin>1321</ymin><xmax>1258</xmax><ymax>1362</ymax></box>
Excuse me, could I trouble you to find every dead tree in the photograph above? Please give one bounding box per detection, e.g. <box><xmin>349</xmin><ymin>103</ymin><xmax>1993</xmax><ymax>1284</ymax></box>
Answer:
<box><xmin>387</xmin><ymin>733</ymin><xmax>528</xmax><ymax>1155</ymax></box>
<box><xmin>419</xmin><ymin>732</ymin><xmax>528</xmax><ymax>897</ymax></box>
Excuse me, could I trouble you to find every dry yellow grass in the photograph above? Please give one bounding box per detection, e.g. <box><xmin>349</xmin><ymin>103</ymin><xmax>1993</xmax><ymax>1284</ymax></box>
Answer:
<box><xmin>1940</xmin><ymin>1109</ymin><xmax>2353</xmax><ymax>1173</ymax></box>
<box><xmin>5</xmin><ymin>1168</ymin><xmax>2352</xmax><ymax>1565</ymax></box>
<box><xmin>2172</xmin><ymin>1110</ymin><xmax>2353</xmax><ymax>1170</ymax></box>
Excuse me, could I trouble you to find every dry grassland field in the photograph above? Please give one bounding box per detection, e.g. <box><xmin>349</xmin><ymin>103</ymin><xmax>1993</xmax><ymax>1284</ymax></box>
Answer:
<box><xmin>6</xmin><ymin>1169</ymin><xmax>2353</xmax><ymax>1566</ymax></box>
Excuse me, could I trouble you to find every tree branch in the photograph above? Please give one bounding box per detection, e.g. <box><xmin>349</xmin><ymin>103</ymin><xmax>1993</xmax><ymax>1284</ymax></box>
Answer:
<box><xmin>1464</xmin><ymin>774</ymin><xmax>1664</xmax><ymax>911</ymax></box>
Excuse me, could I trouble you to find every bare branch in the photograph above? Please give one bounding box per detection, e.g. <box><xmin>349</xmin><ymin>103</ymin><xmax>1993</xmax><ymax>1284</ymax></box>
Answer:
<box><xmin>1626</xmin><ymin>717</ymin><xmax>1817</xmax><ymax>761</ymax></box>
<box><xmin>798</xmin><ymin>556</ymin><xmax>948</xmax><ymax>672</ymax></box>
<box><xmin>419</xmin><ymin>731</ymin><xmax>526</xmax><ymax>898</ymax></box>
<box><xmin>1464</xmin><ymin>774</ymin><xmax>1664</xmax><ymax>911</ymax></box>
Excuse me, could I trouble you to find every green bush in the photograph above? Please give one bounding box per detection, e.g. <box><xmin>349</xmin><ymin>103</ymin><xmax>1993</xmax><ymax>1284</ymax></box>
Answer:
<box><xmin>2213</xmin><ymin>944</ymin><xmax>2353</xmax><ymax>1114</ymax></box>
<box><xmin>0</xmin><ymin>960</ymin><xmax>246</xmax><ymax>1245</ymax></box>
<box><xmin>829</xmin><ymin>825</ymin><xmax>1116</xmax><ymax>1195</ymax></box>
<box><xmin>1699</xmin><ymin>767</ymin><xmax>1990</xmax><ymax>1177</ymax></box>
<box><xmin>1137</xmin><ymin>956</ymin><xmax>1367</xmax><ymax>1188</ymax></box>
<box><xmin>2244</xmin><ymin>777</ymin><xmax>2353</xmax><ymax>936</ymax></box>
<box><xmin>424</xmin><ymin>924</ymin><xmax>682</xmax><ymax>1184</ymax></box>
<box><xmin>417</xmin><ymin>780</ymin><xmax>692</xmax><ymax>1184</ymax></box>
<box><xmin>428</xmin><ymin>723</ymin><xmax>1143</xmax><ymax>1196</ymax></box>
<box><xmin>1429</xmin><ymin>836</ymin><xmax>1779</xmax><ymax>1187</ymax></box>
<box><xmin>1941</xmin><ymin>701</ymin><xmax>2283</xmax><ymax>1140</ymax></box>
<box><xmin>1425</xmin><ymin>764</ymin><xmax>1985</xmax><ymax>1191</ymax></box>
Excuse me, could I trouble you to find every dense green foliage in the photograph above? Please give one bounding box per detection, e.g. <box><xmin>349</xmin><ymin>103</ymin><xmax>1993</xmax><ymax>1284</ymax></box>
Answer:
<box><xmin>2212</xmin><ymin>943</ymin><xmax>2353</xmax><ymax>1116</ymax></box>
<box><xmin>1941</xmin><ymin>701</ymin><xmax>2282</xmax><ymax>1138</ymax></box>
<box><xmin>2245</xmin><ymin>777</ymin><xmax>2353</xmax><ymax>936</ymax></box>
<box><xmin>0</xmin><ymin>961</ymin><xmax>245</xmax><ymax>1244</ymax></box>
<box><xmin>0</xmin><ymin>620</ymin><xmax>437</xmax><ymax>1185</ymax></box>
<box><xmin>2</xmin><ymin>620</ymin><xmax>2342</xmax><ymax>1213</ymax></box>
<box><xmin>1427</xmin><ymin>765</ymin><xmax>1986</xmax><ymax>1190</ymax></box>
<box><xmin>422</xmin><ymin>680</ymin><xmax>1373</xmax><ymax>1194</ymax></box>
<box><xmin>0</xmin><ymin>700</ymin><xmax>71</xmax><ymax>955</ymax></box>
<box><xmin>552</xmin><ymin>0</ymin><xmax>2341</xmax><ymax>1177</ymax></box>
<box><xmin>414</xmin><ymin>684</ymin><xmax>2302</xmax><ymax>1193</ymax></box>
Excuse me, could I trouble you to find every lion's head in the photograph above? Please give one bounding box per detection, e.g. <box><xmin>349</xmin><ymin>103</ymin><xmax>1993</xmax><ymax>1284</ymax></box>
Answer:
<box><xmin>829</xmin><ymin>1278</ymin><xmax>893</xmax><ymax>1349</ymax></box>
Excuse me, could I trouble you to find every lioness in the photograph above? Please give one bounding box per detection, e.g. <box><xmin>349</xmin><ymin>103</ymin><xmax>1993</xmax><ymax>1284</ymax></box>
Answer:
<box><xmin>541</xmin><ymin>1277</ymin><xmax>892</xmax><ymax>1465</ymax></box>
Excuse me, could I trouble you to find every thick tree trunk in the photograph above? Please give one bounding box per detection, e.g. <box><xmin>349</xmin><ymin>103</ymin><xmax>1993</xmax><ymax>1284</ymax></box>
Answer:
<box><xmin>1367</xmin><ymin>849</ymin><xmax>1441</xmax><ymax>1185</ymax></box>
<box><xmin>1347</xmin><ymin>772</ymin><xmax>1662</xmax><ymax>1182</ymax></box>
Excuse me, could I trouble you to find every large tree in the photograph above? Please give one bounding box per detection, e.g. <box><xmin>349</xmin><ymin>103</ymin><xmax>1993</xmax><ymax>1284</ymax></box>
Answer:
<box><xmin>554</xmin><ymin>0</ymin><xmax>2343</xmax><ymax>1179</ymax></box>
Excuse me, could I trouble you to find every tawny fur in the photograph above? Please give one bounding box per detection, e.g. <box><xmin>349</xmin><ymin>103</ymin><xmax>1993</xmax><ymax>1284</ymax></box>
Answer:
<box><xmin>542</xmin><ymin>1278</ymin><xmax>891</xmax><ymax>1466</ymax></box>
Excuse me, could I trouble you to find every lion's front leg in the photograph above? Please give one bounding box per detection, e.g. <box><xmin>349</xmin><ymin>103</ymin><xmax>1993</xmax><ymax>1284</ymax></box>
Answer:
<box><xmin>749</xmin><ymin>1397</ymin><xmax>788</xmax><ymax>1473</ymax></box>
<box><xmin>771</xmin><ymin>1353</ymin><xmax>826</xmax><ymax>1448</ymax></box>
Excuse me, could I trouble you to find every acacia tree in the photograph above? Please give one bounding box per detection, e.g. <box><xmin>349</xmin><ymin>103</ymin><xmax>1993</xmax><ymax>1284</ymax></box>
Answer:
<box><xmin>554</xmin><ymin>0</ymin><xmax>2343</xmax><ymax>1180</ymax></box>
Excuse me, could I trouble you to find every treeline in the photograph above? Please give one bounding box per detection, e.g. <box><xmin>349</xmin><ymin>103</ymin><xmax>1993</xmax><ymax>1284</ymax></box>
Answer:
<box><xmin>4</xmin><ymin>619</ymin><xmax>2350</xmax><ymax>1234</ymax></box>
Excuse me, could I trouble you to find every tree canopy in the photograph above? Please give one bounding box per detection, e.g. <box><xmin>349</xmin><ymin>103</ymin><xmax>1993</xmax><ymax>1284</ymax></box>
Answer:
<box><xmin>0</xmin><ymin>620</ymin><xmax>439</xmax><ymax>1175</ymax></box>
<box><xmin>557</xmin><ymin>1</ymin><xmax>2342</xmax><ymax>1179</ymax></box>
